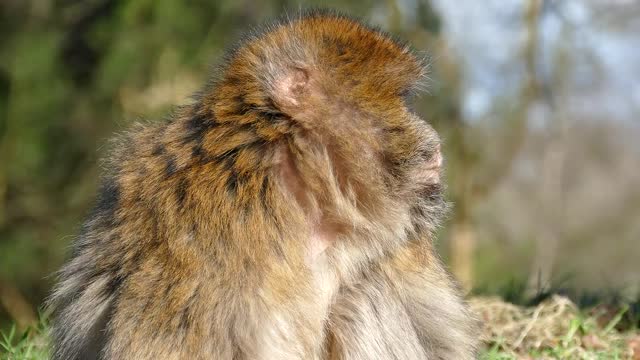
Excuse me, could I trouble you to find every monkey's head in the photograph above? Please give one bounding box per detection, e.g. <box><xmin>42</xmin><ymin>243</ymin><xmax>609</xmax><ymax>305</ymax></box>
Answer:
<box><xmin>207</xmin><ymin>11</ymin><xmax>446</xmax><ymax>240</ymax></box>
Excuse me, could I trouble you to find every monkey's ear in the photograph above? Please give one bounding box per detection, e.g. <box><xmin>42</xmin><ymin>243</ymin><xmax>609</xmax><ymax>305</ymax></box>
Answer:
<box><xmin>271</xmin><ymin>67</ymin><xmax>310</xmax><ymax>109</ymax></box>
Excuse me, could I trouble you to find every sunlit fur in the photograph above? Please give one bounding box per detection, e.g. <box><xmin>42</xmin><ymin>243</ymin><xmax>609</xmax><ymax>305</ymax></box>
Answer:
<box><xmin>49</xmin><ymin>10</ymin><xmax>478</xmax><ymax>359</ymax></box>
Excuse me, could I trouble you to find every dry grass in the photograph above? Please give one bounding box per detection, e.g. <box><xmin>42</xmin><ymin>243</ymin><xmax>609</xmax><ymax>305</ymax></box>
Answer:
<box><xmin>472</xmin><ymin>295</ymin><xmax>639</xmax><ymax>359</ymax></box>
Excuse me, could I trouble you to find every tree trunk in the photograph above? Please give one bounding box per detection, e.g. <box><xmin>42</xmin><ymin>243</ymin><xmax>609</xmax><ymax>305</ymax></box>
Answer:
<box><xmin>0</xmin><ymin>280</ymin><xmax>37</xmax><ymax>329</ymax></box>
<box><xmin>450</xmin><ymin>216</ymin><xmax>475</xmax><ymax>291</ymax></box>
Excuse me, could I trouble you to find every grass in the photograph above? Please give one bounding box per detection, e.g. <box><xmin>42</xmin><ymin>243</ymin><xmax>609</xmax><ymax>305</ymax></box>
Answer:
<box><xmin>0</xmin><ymin>317</ymin><xmax>49</xmax><ymax>360</ymax></box>
<box><xmin>1</xmin><ymin>297</ymin><xmax>638</xmax><ymax>360</ymax></box>
<box><xmin>474</xmin><ymin>295</ymin><xmax>638</xmax><ymax>359</ymax></box>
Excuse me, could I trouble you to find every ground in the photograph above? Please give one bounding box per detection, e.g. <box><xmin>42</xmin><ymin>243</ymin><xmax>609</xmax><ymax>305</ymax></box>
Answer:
<box><xmin>1</xmin><ymin>296</ymin><xmax>639</xmax><ymax>359</ymax></box>
<box><xmin>473</xmin><ymin>296</ymin><xmax>639</xmax><ymax>359</ymax></box>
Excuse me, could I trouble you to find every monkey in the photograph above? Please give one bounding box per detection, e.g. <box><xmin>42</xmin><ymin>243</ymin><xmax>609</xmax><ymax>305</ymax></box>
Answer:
<box><xmin>48</xmin><ymin>10</ymin><xmax>478</xmax><ymax>360</ymax></box>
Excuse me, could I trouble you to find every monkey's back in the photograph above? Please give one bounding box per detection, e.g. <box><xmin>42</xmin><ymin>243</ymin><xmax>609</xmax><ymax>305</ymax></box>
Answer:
<box><xmin>50</xmin><ymin>100</ymin><xmax>319</xmax><ymax>357</ymax></box>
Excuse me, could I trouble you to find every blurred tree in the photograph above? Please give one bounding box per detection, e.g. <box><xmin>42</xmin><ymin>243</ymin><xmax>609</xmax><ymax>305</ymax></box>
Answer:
<box><xmin>421</xmin><ymin>0</ymin><xmax>542</xmax><ymax>290</ymax></box>
<box><xmin>526</xmin><ymin>0</ymin><xmax>562</xmax><ymax>295</ymax></box>
<box><xmin>0</xmin><ymin>280</ymin><xmax>37</xmax><ymax>330</ymax></box>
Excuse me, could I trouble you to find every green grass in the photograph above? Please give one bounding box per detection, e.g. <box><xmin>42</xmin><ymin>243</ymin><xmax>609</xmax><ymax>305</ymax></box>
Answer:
<box><xmin>0</xmin><ymin>318</ymin><xmax>49</xmax><ymax>360</ymax></box>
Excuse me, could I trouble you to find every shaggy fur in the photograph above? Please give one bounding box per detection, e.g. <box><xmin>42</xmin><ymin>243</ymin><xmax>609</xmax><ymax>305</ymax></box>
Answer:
<box><xmin>49</xmin><ymin>10</ymin><xmax>478</xmax><ymax>359</ymax></box>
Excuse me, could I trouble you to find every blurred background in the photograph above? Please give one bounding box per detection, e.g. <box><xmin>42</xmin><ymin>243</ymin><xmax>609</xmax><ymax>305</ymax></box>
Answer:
<box><xmin>1</xmin><ymin>0</ymin><xmax>639</xmax><ymax>330</ymax></box>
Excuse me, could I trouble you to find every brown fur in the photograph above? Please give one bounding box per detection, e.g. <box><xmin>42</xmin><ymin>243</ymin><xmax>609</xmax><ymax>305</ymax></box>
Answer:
<box><xmin>49</xmin><ymin>10</ymin><xmax>478</xmax><ymax>359</ymax></box>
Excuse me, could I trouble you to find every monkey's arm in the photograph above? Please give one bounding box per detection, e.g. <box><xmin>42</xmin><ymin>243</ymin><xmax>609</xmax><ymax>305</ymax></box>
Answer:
<box><xmin>326</xmin><ymin>268</ymin><xmax>429</xmax><ymax>360</ymax></box>
<box><xmin>327</xmin><ymin>239</ymin><xmax>478</xmax><ymax>360</ymax></box>
<box><xmin>380</xmin><ymin>240</ymin><xmax>479</xmax><ymax>359</ymax></box>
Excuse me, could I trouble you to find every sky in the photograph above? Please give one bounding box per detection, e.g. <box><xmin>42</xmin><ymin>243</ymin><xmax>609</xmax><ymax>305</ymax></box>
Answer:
<box><xmin>430</xmin><ymin>0</ymin><xmax>640</xmax><ymax>123</ymax></box>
